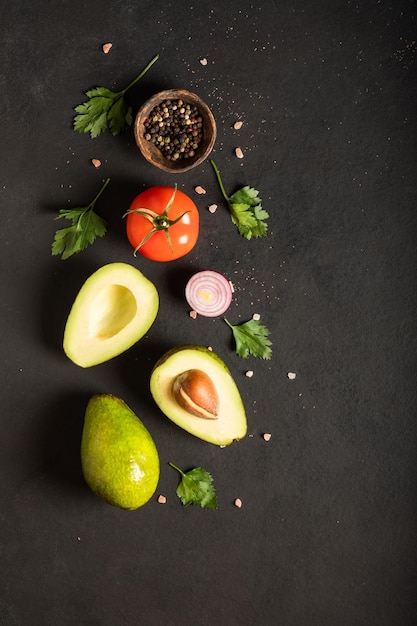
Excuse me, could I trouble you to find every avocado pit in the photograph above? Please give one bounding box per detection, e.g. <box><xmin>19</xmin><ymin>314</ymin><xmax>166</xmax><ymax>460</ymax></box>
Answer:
<box><xmin>172</xmin><ymin>369</ymin><xmax>219</xmax><ymax>419</ymax></box>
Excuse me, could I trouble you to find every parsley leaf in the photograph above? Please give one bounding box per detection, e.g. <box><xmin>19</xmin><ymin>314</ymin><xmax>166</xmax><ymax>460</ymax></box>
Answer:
<box><xmin>73</xmin><ymin>54</ymin><xmax>159</xmax><ymax>138</ymax></box>
<box><xmin>224</xmin><ymin>318</ymin><xmax>272</xmax><ymax>360</ymax></box>
<box><xmin>210</xmin><ymin>160</ymin><xmax>269</xmax><ymax>239</ymax></box>
<box><xmin>169</xmin><ymin>463</ymin><xmax>218</xmax><ymax>509</ymax></box>
<box><xmin>51</xmin><ymin>178</ymin><xmax>110</xmax><ymax>260</ymax></box>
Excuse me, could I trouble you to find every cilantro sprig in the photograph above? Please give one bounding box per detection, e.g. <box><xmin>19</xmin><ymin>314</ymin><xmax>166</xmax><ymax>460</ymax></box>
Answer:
<box><xmin>169</xmin><ymin>463</ymin><xmax>218</xmax><ymax>509</ymax></box>
<box><xmin>51</xmin><ymin>178</ymin><xmax>109</xmax><ymax>260</ymax></box>
<box><xmin>210</xmin><ymin>160</ymin><xmax>269</xmax><ymax>239</ymax></box>
<box><xmin>225</xmin><ymin>317</ymin><xmax>272</xmax><ymax>360</ymax></box>
<box><xmin>73</xmin><ymin>54</ymin><xmax>159</xmax><ymax>138</ymax></box>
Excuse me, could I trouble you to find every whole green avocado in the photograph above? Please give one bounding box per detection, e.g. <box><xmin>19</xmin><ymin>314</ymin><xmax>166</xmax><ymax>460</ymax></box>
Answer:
<box><xmin>81</xmin><ymin>394</ymin><xmax>160</xmax><ymax>510</ymax></box>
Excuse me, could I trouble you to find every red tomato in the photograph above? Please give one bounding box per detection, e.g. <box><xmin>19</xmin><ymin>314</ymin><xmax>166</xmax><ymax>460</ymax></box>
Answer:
<box><xmin>125</xmin><ymin>186</ymin><xmax>199</xmax><ymax>262</ymax></box>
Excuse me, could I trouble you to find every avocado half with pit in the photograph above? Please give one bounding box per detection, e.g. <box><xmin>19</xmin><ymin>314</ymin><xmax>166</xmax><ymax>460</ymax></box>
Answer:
<box><xmin>150</xmin><ymin>345</ymin><xmax>247</xmax><ymax>445</ymax></box>
<box><xmin>63</xmin><ymin>263</ymin><xmax>159</xmax><ymax>367</ymax></box>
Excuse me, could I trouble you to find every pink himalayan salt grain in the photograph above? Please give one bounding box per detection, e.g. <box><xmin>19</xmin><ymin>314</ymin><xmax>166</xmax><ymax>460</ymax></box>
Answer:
<box><xmin>235</xmin><ymin>147</ymin><xmax>244</xmax><ymax>159</ymax></box>
<box><xmin>189</xmin><ymin>310</ymin><xmax>197</xmax><ymax>319</ymax></box>
<box><xmin>102</xmin><ymin>43</ymin><xmax>112</xmax><ymax>54</ymax></box>
<box><xmin>157</xmin><ymin>495</ymin><xmax>167</xmax><ymax>504</ymax></box>
<box><xmin>91</xmin><ymin>159</ymin><xmax>101</xmax><ymax>168</ymax></box>
<box><xmin>263</xmin><ymin>433</ymin><xmax>272</xmax><ymax>441</ymax></box>
<box><xmin>208</xmin><ymin>204</ymin><xmax>217</xmax><ymax>213</ymax></box>
<box><xmin>245</xmin><ymin>371</ymin><xmax>254</xmax><ymax>378</ymax></box>
<box><xmin>194</xmin><ymin>186</ymin><xmax>206</xmax><ymax>195</ymax></box>
<box><xmin>200</xmin><ymin>58</ymin><xmax>208</xmax><ymax>66</ymax></box>
<box><xmin>234</xmin><ymin>498</ymin><xmax>242</xmax><ymax>508</ymax></box>
<box><xmin>234</xmin><ymin>120</ymin><xmax>243</xmax><ymax>130</ymax></box>
<box><xmin>287</xmin><ymin>372</ymin><xmax>296</xmax><ymax>380</ymax></box>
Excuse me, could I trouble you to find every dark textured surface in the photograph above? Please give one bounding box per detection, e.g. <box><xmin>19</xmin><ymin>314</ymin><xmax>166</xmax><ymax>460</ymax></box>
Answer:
<box><xmin>1</xmin><ymin>1</ymin><xmax>416</xmax><ymax>624</ymax></box>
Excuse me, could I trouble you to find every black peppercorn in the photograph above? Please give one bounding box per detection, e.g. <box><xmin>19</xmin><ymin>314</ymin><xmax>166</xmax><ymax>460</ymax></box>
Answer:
<box><xmin>144</xmin><ymin>99</ymin><xmax>204</xmax><ymax>160</ymax></box>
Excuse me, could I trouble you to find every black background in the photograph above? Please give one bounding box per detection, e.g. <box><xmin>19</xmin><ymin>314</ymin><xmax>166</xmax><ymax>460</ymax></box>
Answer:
<box><xmin>1</xmin><ymin>1</ymin><xmax>416</xmax><ymax>624</ymax></box>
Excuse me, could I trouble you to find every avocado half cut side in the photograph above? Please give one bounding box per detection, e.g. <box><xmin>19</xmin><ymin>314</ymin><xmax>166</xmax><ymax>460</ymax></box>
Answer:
<box><xmin>63</xmin><ymin>263</ymin><xmax>159</xmax><ymax>367</ymax></box>
<box><xmin>150</xmin><ymin>345</ymin><xmax>247</xmax><ymax>446</ymax></box>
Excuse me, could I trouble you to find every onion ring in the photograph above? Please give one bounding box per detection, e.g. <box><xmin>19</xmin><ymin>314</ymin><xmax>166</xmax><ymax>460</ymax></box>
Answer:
<box><xmin>185</xmin><ymin>270</ymin><xmax>233</xmax><ymax>317</ymax></box>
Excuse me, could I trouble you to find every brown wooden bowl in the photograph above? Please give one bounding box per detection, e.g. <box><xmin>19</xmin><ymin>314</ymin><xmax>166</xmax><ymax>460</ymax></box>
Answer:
<box><xmin>134</xmin><ymin>89</ymin><xmax>216</xmax><ymax>173</ymax></box>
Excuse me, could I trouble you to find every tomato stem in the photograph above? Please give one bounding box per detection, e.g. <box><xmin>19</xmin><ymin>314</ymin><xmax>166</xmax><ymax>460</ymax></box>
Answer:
<box><xmin>124</xmin><ymin>184</ymin><xmax>191</xmax><ymax>256</ymax></box>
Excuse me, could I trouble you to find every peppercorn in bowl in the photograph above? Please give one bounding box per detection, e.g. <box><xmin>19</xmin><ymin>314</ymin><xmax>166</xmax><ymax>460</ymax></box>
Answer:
<box><xmin>134</xmin><ymin>89</ymin><xmax>216</xmax><ymax>173</ymax></box>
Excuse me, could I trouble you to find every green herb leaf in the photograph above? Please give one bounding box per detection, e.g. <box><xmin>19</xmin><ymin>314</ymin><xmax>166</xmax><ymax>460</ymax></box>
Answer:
<box><xmin>51</xmin><ymin>178</ymin><xmax>110</xmax><ymax>260</ymax></box>
<box><xmin>210</xmin><ymin>160</ymin><xmax>269</xmax><ymax>239</ymax></box>
<box><xmin>73</xmin><ymin>55</ymin><xmax>159</xmax><ymax>138</ymax></box>
<box><xmin>107</xmin><ymin>96</ymin><xmax>132</xmax><ymax>136</ymax></box>
<box><xmin>85</xmin><ymin>87</ymin><xmax>115</xmax><ymax>99</ymax></box>
<box><xmin>169</xmin><ymin>463</ymin><xmax>218</xmax><ymax>509</ymax></box>
<box><xmin>224</xmin><ymin>318</ymin><xmax>272</xmax><ymax>360</ymax></box>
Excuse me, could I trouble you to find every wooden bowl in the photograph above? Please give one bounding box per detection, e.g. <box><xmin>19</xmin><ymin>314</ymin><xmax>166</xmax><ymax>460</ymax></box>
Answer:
<box><xmin>134</xmin><ymin>89</ymin><xmax>216</xmax><ymax>173</ymax></box>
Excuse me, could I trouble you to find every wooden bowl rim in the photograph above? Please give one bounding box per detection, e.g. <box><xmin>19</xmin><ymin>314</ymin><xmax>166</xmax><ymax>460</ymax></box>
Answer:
<box><xmin>134</xmin><ymin>89</ymin><xmax>217</xmax><ymax>173</ymax></box>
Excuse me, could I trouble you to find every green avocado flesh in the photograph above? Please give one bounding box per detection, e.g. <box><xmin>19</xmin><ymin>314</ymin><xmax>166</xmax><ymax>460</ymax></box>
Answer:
<box><xmin>63</xmin><ymin>263</ymin><xmax>159</xmax><ymax>367</ymax></box>
<box><xmin>81</xmin><ymin>394</ymin><xmax>160</xmax><ymax>510</ymax></box>
<box><xmin>150</xmin><ymin>345</ymin><xmax>247</xmax><ymax>446</ymax></box>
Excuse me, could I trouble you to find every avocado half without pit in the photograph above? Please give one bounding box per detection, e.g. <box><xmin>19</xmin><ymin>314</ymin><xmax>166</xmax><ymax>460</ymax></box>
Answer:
<box><xmin>63</xmin><ymin>263</ymin><xmax>159</xmax><ymax>367</ymax></box>
<box><xmin>150</xmin><ymin>346</ymin><xmax>247</xmax><ymax>445</ymax></box>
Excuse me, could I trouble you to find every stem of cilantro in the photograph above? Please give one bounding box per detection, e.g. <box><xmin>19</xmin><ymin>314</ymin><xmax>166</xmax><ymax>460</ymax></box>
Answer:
<box><xmin>210</xmin><ymin>160</ymin><xmax>230</xmax><ymax>204</ymax></box>
<box><xmin>75</xmin><ymin>177</ymin><xmax>110</xmax><ymax>242</ymax></box>
<box><xmin>119</xmin><ymin>54</ymin><xmax>159</xmax><ymax>95</ymax></box>
<box><xmin>52</xmin><ymin>178</ymin><xmax>109</xmax><ymax>259</ymax></box>
<box><xmin>168</xmin><ymin>462</ymin><xmax>186</xmax><ymax>477</ymax></box>
<box><xmin>88</xmin><ymin>177</ymin><xmax>110</xmax><ymax>209</ymax></box>
<box><xmin>80</xmin><ymin>177</ymin><xmax>110</xmax><ymax>233</ymax></box>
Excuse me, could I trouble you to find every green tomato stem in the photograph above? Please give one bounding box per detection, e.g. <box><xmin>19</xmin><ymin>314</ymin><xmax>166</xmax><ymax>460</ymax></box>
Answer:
<box><xmin>161</xmin><ymin>184</ymin><xmax>178</xmax><ymax>217</ymax></box>
<box><xmin>155</xmin><ymin>217</ymin><xmax>170</xmax><ymax>230</ymax></box>
<box><xmin>124</xmin><ymin>184</ymin><xmax>190</xmax><ymax>256</ymax></box>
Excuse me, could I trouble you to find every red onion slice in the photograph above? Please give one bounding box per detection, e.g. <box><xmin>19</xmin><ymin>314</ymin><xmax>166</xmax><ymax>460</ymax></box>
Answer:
<box><xmin>185</xmin><ymin>270</ymin><xmax>233</xmax><ymax>317</ymax></box>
